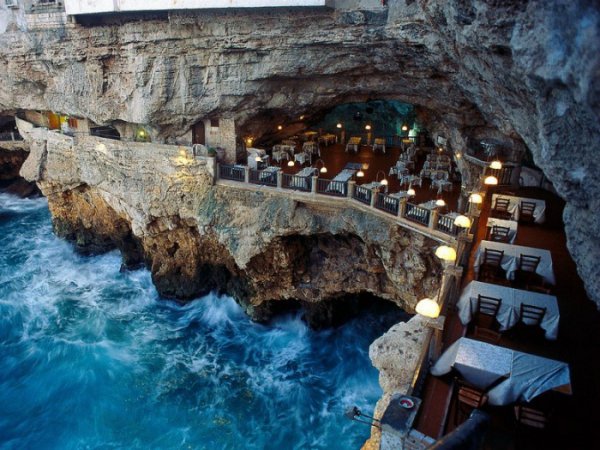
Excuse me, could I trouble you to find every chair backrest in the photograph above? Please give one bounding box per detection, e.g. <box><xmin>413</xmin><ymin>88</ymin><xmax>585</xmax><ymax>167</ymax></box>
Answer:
<box><xmin>490</xmin><ymin>225</ymin><xmax>511</xmax><ymax>243</ymax></box>
<box><xmin>493</xmin><ymin>197</ymin><xmax>510</xmax><ymax>212</ymax></box>
<box><xmin>520</xmin><ymin>303</ymin><xmax>546</xmax><ymax>326</ymax></box>
<box><xmin>483</xmin><ymin>248</ymin><xmax>504</xmax><ymax>267</ymax></box>
<box><xmin>520</xmin><ymin>201</ymin><xmax>536</xmax><ymax>216</ymax></box>
<box><xmin>514</xmin><ymin>405</ymin><xmax>548</xmax><ymax>429</ymax></box>
<box><xmin>456</xmin><ymin>378</ymin><xmax>488</xmax><ymax>409</ymax></box>
<box><xmin>518</xmin><ymin>254</ymin><xmax>541</xmax><ymax>273</ymax></box>
<box><xmin>476</xmin><ymin>294</ymin><xmax>502</xmax><ymax>317</ymax></box>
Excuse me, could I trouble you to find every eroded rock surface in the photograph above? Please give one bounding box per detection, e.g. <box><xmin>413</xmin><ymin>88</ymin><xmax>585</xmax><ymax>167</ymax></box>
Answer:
<box><xmin>2</xmin><ymin>0</ymin><xmax>598</xmax><ymax>305</ymax></box>
<box><xmin>18</xmin><ymin>127</ymin><xmax>443</xmax><ymax>324</ymax></box>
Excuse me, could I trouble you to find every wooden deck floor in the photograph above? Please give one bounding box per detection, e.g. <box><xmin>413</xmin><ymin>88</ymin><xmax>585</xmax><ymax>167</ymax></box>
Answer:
<box><xmin>279</xmin><ymin>143</ymin><xmax>461</xmax><ymax>211</ymax></box>
<box><xmin>414</xmin><ymin>186</ymin><xmax>600</xmax><ymax>448</ymax></box>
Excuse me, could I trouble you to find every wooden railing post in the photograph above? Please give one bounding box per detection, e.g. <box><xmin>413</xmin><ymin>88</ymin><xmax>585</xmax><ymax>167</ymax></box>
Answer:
<box><xmin>215</xmin><ymin>163</ymin><xmax>220</xmax><ymax>181</ymax></box>
<box><xmin>347</xmin><ymin>180</ymin><xmax>356</xmax><ymax>199</ymax></box>
<box><xmin>244</xmin><ymin>166</ymin><xmax>250</xmax><ymax>184</ymax></box>
<box><xmin>311</xmin><ymin>175</ymin><xmax>318</xmax><ymax>194</ymax></box>
<box><xmin>277</xmin><ymin>170</ymin><xmax>282</xmax><ymax>189</ymax></box>
<box><xmin>429</xmin><ymin>209</ymin><xmax>439</xmax><ymax>230</ymax></box>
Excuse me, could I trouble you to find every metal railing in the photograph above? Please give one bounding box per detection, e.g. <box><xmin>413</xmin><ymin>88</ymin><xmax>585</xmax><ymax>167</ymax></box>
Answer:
<box><xmin>403</xmin><ymin>203</ymin><xmax>430</xmax><ymax>226</ymax></box>
<box><xmin>437</xmin><ymin>214</ymin><xmax>458</xmax><ymax>236</ymax></box>
<box><xmin>0</xmin><ymin>131</ymin><xmax>23</xmax><ymax>141</ymax></box>
<box><xmin>352</xmin><ymin>185</ymin><xmax>372</xmax><ymax>205</ymax></box>
<box><xmin>219</xmin><ymin>164</ymin><xmax>245</xmax><ymax>182</ymax></box>
<box><xmin>214</xmin><ymin>164</ymin><xmax>458</xmax><ymax>245</ymax></box>
<box><xmin>375</xmin><ymin>193</ymin><xmax>399</xmax><ymax>215</ymax></box>
<box><xmin>316</xmin><ymin>178</ymin><xmax>347</xmax><ymax>197</ymax></box>
<box><xmin>249</xmin><ymin>169</ymin><xmax>277</xmax><ymax>187</ymax></box>
<box><xmin>282</xmin><ymin>174</ymin><xmax>312</xmax><ymax>192</ymax></box>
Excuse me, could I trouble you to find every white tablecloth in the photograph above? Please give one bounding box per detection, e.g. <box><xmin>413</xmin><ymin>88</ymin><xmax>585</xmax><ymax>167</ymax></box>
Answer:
<box><xmin>302</xmin><ymin>141</ymin><xmax>320</xmax><ymax>156</ymax></box>
<box><xmin>294</xmin><ymin>152</ymin><xmax>311</xmax><ymax>165</ymax></box>
<box><xmin>333</xmin><ymin>169</ymin><xmax>356</xmax><ymax>182</ymax></box>
<box><xmin>431</xmin><ymin>338</ymin><xmax>570</xmax><ymax>405</ymax></box>
<box><xmin>486</xmin><ymin>218</ymin><xmax>519</xmax><ymax>244</ymax></box>
<box><xmin>492</xmin><ymin>194</ymin><xmax>546</xmax><ymax>224</ymax></box>
<box><xmin>473</xmin><ymin>240</ymin><xmax>556</xmax><ymax>285</ymax></box>
<box><xmin>457</xmin><ymin>281</ymin><xmax>560</xmax><ymax>339</ymax></box>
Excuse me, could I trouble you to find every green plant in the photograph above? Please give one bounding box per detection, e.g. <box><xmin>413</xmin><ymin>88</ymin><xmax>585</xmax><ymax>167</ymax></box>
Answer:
<box><xmin>207</xmin><ymin>147</ymin><xmax>217</xmax><ymax>157</ymax></box>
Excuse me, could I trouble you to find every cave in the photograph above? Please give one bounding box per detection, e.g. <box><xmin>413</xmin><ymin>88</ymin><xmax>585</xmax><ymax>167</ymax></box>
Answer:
<box><xmin>0</xmin><ymin>1</ymin><xmax>599</xmax><ymax>449</ymax></box>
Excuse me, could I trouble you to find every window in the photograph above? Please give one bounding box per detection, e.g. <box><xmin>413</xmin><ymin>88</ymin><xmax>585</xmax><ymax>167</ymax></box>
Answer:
<box><xmin>210</xmin><ymin>119</ymin><xmax>219</xmax><ymax>128</ymax></box>
<box><xmin>5</xmin><ymin>0</ymin><xmax>18</xmax><ymax>8</ymax></box>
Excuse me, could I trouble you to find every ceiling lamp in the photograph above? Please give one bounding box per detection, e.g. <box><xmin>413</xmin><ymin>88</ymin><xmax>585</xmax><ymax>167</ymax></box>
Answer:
<box><xmin>435</xmin><ymin>198</ymin><xmax>446</xmax><ymax>207</ymax></box>
<box><xmin>287</xmin><ymin>160</ymin><xmax>295</xmax><ymax>167</ymax></box>
<box><xmin>277</xmin><ymin>125</ymin><xmax>283</xmax><ymax>131</ymax></box>
<box><xmin>489</xmin><ymin>160</ymin><xmax>503</xmax><ymax>170</ymax></box>
<box><xmin>415</xmin><ymin>298</ymin><xmax>440</xmax><ymax>319</ymax></box>
<box><xmin>336</xmin><ymin>123</ymin><xmax>343</xmax><ymax>129</ymax></box>
<box><xmin>454</xmin><ymin>215</ymin><xmax>472</xmax><ymax>229</ymax></box>
<box><xmin>381</xmin><ymin>178</ymin><xmax>388</xmax><ymax>186</ymax></box>
<box><xmin>407</xmin><ymin>188</ymin><xmax>416</xmax><ymax>196</ymax></box>
<box><xmin>435</xmin><ymin>245</ymin><xmax>457</xmax><ymax>262</ymax></box>
<box><xmin>255</xmin><ymin>156</ymin><xmax>262</xmax><ymax>162</ymax></box>
<box><xmin>299</xmin><ymin>115</ymin><xmax>305</xmax><ymax>120</ymax></box>
<box><xmin>357</xmin><ymin>170</ymin><xmax>365</xmax><ymax>177</ymax></box>
<box><xmin>484</xmin><ymin>175</ymin><xmax>498</xmax><ymax>185</ymax></box>
<box><xmin>401</xmin><ymin>124</ymin><xmax>409</xmax><ymax>132</ymax></box>
<box><xmin>365</xmin><ymin>124</ymin><xmax>372</xmax><ymax>131</ymax></box>
<box><xmin>469</xmin><ymin>193</ymin><xmax>483</xmax><ymax>204</ymax></box>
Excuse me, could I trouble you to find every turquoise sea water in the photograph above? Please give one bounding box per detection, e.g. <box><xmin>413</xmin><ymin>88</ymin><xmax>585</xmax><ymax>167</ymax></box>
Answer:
<box><xmin>0</xmin><ymin>193</ymin><xmax>396</xmax><ymax>450</ymax></box>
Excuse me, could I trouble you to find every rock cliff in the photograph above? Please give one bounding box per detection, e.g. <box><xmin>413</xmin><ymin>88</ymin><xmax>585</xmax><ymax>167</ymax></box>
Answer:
<box><xmin>1</xmin><ymin>0</ymin><xmax>599</xmax><ymax>306</ymax></box>
<box><xmin>18</xmin><ymin>124</ymin><xmax>443</xmax><ymax>325</ymax></box>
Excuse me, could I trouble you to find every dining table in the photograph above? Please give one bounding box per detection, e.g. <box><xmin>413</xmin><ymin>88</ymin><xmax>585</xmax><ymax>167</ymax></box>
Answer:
<box><xmin>457</xmin><ymin>280</ymin><xmax>560</xmax><ymax>339</ymax></box>
<box><xmin>332</xmin><ymin>169</ymin><xmax>356</xmax><ymax>183</ymax></box>
<box><xmin>473</xmin><ymin>240</ymin><xmax>556</xmax><ymax>285</ymax></box>
<box><xmin>431</xmin><ymin>337</ymin><xmax>571</xmax><ymax>405</ymax></box>
<box><xmin>318</xmin><ymin>133</ymin><xmax>337</xmax><ymax>146</ymax></box>
<box><xmin>486</xmin><ymin>217</ymin><xmax>519</xmax><ymax>243</ymax></box>
<box><xmin>345</xmin><ymin>137</ymin><xmax>362</xmax><ymax>153</ymax></box>
<box><xmin>492</xmin><ymin>193</ymin><xmax>547</xmax><ymax>224</ymax></box>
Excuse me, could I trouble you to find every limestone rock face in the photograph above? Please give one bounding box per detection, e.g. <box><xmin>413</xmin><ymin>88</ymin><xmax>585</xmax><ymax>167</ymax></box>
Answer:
<box><xmin>1</xmin><ymin>0</ymin><xmax>599</xmax><ymax>305</ymax></box>
<box><xmin>18</xmin><ymin>129</ymin><xmax>443</xmax><ymax>322</ymax></box>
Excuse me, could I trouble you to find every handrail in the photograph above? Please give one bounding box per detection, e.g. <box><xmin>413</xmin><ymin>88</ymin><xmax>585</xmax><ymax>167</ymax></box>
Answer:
<box><xmin>437</xmin><ymin>214</ymin><xmax>458</xmax><ymax>236</ymax></box>
<box><xmin>249</xmin><ymin>168</ymin><xmax>277</xmax><ymax>186</ymax></box>
<box><xmin>282</xmin><ymin>173</ymin><xmax>312</xmax><ymax>192</ymax></box>
<box><xmin>214</xmin><ymin>164</ymin><xmax>457</xmax><ymax>245</ymax></box>
<box><xmin>219</xmin><ymin>164</ymin><xmax>245</xmax><ymax>182</ymax></box>
<box><xmin>352</xmin><ymin>185</ymin><xmax>372</xmax><ymax>205</ymax></box>
<box><xmin>317</xmin><ymin>178</ymin><xmax>347</xmax><ymax>197</ymax></box>
<box><xmin>404</xmin><ymin>203</ymin><xmax>431</xmax><ymax>226</ymax></box>
<box><xmin>375</xmin><ymin>193</ymin><xmax>400</xmax><ymax>215</ymax></box>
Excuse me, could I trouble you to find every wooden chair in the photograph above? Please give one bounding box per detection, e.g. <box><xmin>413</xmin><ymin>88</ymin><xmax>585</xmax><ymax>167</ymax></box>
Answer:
<box><xmin>519</xmin><ymin>201</ymin><xmax>537</xmax><ymax>224</ymax></box>
<box><xmin>514</xmin><ymin>405</ymin><xmax>551</xmax><ymax>448</ymax></box>
<box><xmin>478</xmin><ymin>248</ymin><xmax>506</xmax><ymax>283</ymax></box>
<box><xmin>473</xmin><ymin>326</ymin><xmax>502</xmax><ymax>344</ymax></box>
<box><xmin>491</xmin><ymin>197</ymin><xmax>512</xmax><ymax>220</ymax></box>
<box><xmin>454</xmin><ymin>378</ymin><xmax>488</xmax><ymax>426</ymax></box>
<box><xmin>472</xmin><ymin>294</ymin><xmax>502</xmax><ymax>330</ymax></box>
<box><xmin>513</xmin><ymin>254</ymin><xmax>542</xmax><ymax>288</ymax></box>
<box><xmin>509</xmin><ymin>303</ymin><xmax>547</xmax><ymax>342</ymax></box>
<box><xmin>488</xmin><ymin>225</ymin><xmax>511</xmax><ymax>243</ymax></box>
<box><xmin>519</xmin><ymin>303</ymin><xmax>546</xmax><ymax>327</ymax></box>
